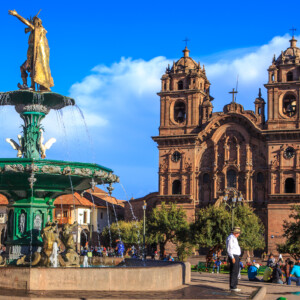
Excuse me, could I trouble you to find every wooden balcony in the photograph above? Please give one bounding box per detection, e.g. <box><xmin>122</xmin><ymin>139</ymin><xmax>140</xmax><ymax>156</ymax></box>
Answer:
<box><xmin>55</xmin><ymin>217</ymin><xmax>72</xmax><ymax>225</ymax></box>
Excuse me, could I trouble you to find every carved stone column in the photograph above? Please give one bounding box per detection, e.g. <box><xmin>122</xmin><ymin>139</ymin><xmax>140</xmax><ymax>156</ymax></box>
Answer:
<box><xmin>245</xmin><ymin>173</ymin><xmax>250</xmax><ymax>200</ymax></box>
<box><xmin>160</xmin><ymin>98</ymin><xmax>165</xmax><ymax>127</ymax></box>
<box><xmin>213</xmin><ymin>174</ymin><xmax>217</xmax><ymax>199</ymax></box>
<box><xmin>165</xmin><ymin>97</ymin><xmax>170</xmax><ymax>127</ymax></box>
<box><xmin>214</xmin><ymin>144</ymin><xmax>218</xmax><ymax>171</ymax></box>
<box><xmin>188</xmin><ymin>96</ymin><xmax>192</xmax><ymax>126</ymax></box>
<box><xmin>167</xmin><ymin>173</ymin><xmax>172</xmax><ymax>195</ymax></box>
<box><xmin>280</xmin><ymin>171</ymin><xmax>284</xmax><ymax>194</ymax></box>
<box><xmin>279</xmin><ymin>147</ymin><xmax>284</xmax><ymax>168</ymax></box>
<box><xmin>246</xmin><ymin>144</ymin><xmax>251</xmax><ymax>170</ymax></box>
<box><xmin>270</xmin><ymin>172</ymin><xmax>276</xmax><ymax>194</ymax></box>
<box><xmin>224</xmin><ymin>144</ymin><xmax>229</xmax><ymax>162</ymax></box>
<box><xmin>274</xmin><ymin>88</ymin><xmax>279</xmax><ymax>119</ymax></box>
<box><xmin>296</xmin><ymin>148</ymin><xmax>300</xmax><ymax>168</ymax></box>
<box><xmin>249</xmin><ymin>173</ymin><xmax>253</xmax><ymax>200</ymax></box>
<box><xmin>237</xmin><ymin>144</ymin><xmax>240</xmax><ymax>169</ymax></box>
<box><xmin>182</xmin><ymin>175</ymin><xmax>186</xmax><ymax>195</ymax></box>
<box><xmin>159</xmin><ymin>174</ymin><xmax>164</xmax><ymax>195</ymax></box>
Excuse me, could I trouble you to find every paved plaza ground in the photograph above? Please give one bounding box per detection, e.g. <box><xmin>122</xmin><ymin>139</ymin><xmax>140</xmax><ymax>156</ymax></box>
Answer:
<box><xmin>0</xmin><ymin>272</ymin><xmax>299</xmax><ymax>300</ymax></box>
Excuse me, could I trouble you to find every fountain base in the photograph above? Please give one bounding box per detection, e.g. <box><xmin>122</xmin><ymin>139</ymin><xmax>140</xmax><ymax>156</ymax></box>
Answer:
<box><xmin>0</xmin><ymin>261</ymin><xmax>190</xmax><ymax>291</ymax></box>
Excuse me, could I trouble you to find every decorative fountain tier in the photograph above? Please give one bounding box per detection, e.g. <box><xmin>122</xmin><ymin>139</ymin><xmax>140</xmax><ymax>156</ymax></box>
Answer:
<box><xmin>0</xmin><ymin>90</ymin><xmax>119</xmax><ymax>262</ymax></box>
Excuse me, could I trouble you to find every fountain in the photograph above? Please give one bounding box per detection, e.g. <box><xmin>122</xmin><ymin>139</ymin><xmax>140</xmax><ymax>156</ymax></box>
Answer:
<box><xmin>0</xmin><ymin>9</ymin><xmax>190</xmax><ymax>295</ymax></box>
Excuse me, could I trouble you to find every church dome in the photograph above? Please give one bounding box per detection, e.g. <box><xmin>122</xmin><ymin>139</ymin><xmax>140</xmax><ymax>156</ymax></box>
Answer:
<box><xmin>170</xmin><ymin>47</ymin><xmax>202</xmax><ymax>73</ymax></box>
<box><xmin>276</xmin><ymin>37</ymin><xmax>300</xmax><ymax>64</ymax></box>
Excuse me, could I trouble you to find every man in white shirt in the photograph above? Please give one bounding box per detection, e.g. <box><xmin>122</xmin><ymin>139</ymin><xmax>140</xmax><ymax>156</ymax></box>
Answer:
<box><xmin>226</xmin><ymin>226</ymin><xmax>241</xmax><ymax>292</ymax></box>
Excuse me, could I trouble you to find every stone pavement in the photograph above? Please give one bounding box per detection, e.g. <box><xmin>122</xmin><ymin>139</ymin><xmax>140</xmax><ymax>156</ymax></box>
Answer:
<box><xmin>0</xmin><ymin>273</ymin><xmax>299</xmax><ymax>299</ymax></box>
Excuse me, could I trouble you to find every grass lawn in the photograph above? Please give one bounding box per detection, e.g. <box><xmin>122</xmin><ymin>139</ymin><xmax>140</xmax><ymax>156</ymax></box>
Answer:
<box><xmin>191</xmin><ymin>263</ymin><xmax>266</xmax><ymax>276</ymax></box>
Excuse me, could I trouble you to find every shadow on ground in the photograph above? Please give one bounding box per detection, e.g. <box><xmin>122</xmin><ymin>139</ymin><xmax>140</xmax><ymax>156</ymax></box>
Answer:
<box><xmin>0</xmin><ymin>284</ymin><xmax>250</xmax><ymax>299</ymax></box>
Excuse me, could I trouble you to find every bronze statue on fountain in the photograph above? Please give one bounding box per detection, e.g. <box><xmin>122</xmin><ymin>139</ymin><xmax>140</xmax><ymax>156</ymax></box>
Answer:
<box><xmin>8</xmin><ymin>9</ymin><xmax>54</xmax><ymax>91</ymax></box>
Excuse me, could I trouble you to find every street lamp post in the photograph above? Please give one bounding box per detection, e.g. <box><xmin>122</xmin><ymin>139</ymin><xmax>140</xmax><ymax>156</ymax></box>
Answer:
<box><xmin>142</xmin><ymin>200</ymin><xmax>147</xmax><ymax>260</ymax></box>
<box><xmin>223</xmin><ymin>188</ymin><xmax>243</xmax><ymax>230</ymax></box>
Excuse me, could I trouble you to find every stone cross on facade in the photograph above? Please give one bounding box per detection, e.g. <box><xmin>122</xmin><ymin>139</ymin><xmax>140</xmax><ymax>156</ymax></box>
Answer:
<box><xmin>229</xmin><ymin>88</ymin><xmax>238</xmax><ymax>103</ymax></box>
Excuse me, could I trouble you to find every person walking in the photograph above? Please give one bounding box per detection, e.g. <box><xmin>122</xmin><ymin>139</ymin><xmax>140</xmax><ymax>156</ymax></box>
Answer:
<box><xmin>226</xmin><ymin>227</ymin><xmax>242</xmax><ymax>292</ymax></box>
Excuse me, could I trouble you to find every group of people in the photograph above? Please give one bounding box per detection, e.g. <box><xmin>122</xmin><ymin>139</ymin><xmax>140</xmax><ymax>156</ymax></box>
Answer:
<box><xmin>80</xmin><ymin>239</ymin><xmax>126</xmax><ymax>259</ymax></box>
<box><xmin>226</xmin><ymin>226</ymin><xmax>300</xmax><ymax>293</ymax></box>
<box><xmin>248</xmin><ymin>255</ymin><xmax>300</xmax><ymax>285</ymax></box>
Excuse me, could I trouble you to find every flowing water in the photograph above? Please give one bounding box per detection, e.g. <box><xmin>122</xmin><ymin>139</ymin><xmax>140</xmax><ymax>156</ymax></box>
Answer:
<box><xmin>49</xmin><ymin>241</ymin><xmax>58</xmax><ymax>267</ymax></box>
<box><xmin>119</xmin><ymin>183</ymin><xmax>142</xmax><ymax>257</ymax></box>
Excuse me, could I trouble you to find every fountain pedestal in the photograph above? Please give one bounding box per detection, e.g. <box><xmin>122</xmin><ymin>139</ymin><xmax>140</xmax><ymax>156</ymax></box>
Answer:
<box><xmin>0</xmin><ymin>91</ymin><xmax>119</xmax><ymax>263</ymax></box>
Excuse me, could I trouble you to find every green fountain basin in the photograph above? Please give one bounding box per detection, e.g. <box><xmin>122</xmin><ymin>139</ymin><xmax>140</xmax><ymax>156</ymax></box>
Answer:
<box><xmin>0</xmin><ymin>158</ymin><xmax>117</xmax><ymax>200</ymax></box>
<box><xmin>0</xmin><ymin>90</ymin><xmax>75</xmax><ymax>111</ymax></box>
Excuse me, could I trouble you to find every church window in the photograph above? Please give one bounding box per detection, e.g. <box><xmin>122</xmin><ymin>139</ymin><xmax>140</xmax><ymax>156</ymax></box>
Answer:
<box><xmin>285</xmin><ymin>178</ymin><xmax>295</xmax><ymax>193</ymax></box>
<box><xmin>257</xmin><ymin>172</ymin><xmax>264</xmax><ymax>183</ymax></box>
<box><xmin>203</xmin><ymin>173</ymin><xmax>210</xmax><ymax>184</ymax></box>
<box><xmin>174</xmin><ymin>101</ymin><xmax>186</xmax><ymax>123</ymax></box>
<box><xmin>227</xmin><ymin>169</ymin><xmax>237</xmax><ymax>188</ymax></box>
<box><xmin>258</xmin><ymin>107</ymin><xmax>261</xmax><ymax>115</ymax></box>
<box><xmin>171</xmin><ymin>151</ymin><xmax>181</xmax><ymax>162</ymax></box>
<box><xmin>172</xmin><ymin>180</ymin><xmax>181</xmax><ymax>195</ymax></box>
<box><xmin>178</xmin><ymin>80</ymin><xmax>183</xmax><ymax>90</ymax></box>
<box><xmin>164</xmin><ymin>82</ymin><xmax>167</xmax><ymax>91</ymax></box>
<box><xmin>283</xmin><ymin>94</ymin><xmax>296</xmax><ymax>117</ymax></box>
<box><xmin>287</xmin><ymin>71</ymin><xmax>293</xmax><ymax>82</ymax></box>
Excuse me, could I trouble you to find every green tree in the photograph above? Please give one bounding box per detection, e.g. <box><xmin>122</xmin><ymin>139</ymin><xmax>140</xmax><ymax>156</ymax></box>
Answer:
<box><xmin>234</xmin><ymin>205</ymin><xmax>265</xmax><ymax>251</ymax></box>
<box><xmin>277</xmin><ymin>205</ymin><xmax>300</xmax><ymax>260</ymax></box>
<box><xmin>191</xmin><ymin>205</ymin><xmax>231</xmax><ymax>254</ymax></box>
<box><xmin>101</xmin><ymin>220</ymin><xmax>142</xmax><ymax>249</ymax></box>
<box><xmin>192</xmin><ymin>204</ymin><xmax>265</xmax><ymax>254</ymax></box>
<box><xmin>146</xmin><ymin>202</ymin><xmax>190</xmax><ymax>259</ymax></box>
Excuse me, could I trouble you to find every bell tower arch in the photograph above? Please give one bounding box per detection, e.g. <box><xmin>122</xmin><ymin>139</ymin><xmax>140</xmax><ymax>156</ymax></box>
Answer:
<box><xmin>265</xmin><ymin>36</ymin><xmax>300</xmax><ymax>130</ymax></box>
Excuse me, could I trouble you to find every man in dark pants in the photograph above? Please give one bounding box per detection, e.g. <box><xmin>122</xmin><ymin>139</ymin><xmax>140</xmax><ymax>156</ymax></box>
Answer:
<box><xmin>226</xmin><ymin>227</ymin><xmax>241</xmax><ymax>292</ymax></box>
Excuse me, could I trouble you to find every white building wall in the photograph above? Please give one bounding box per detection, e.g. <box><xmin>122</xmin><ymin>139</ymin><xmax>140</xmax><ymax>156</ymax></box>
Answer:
<box><xmin>78</xmin><ymin>208</ymin><xmax>91</xmax><ymax>225</ymax></box>
<box><xmin>97</xmin><ymin>207</ymin><xmax>113</xmax><ymax>233</ymax></box>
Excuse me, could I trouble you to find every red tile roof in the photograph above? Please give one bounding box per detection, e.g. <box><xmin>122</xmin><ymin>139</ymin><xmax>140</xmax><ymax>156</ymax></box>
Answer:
<box><xmin>54</xmin><ymin>193</ymin><xmax>95</xmax><ymax>207</ymax></box>
<box><xmin>0</xmin><ymin>194</ymin><xmax>8</xmax><ymax>205</ymax></box>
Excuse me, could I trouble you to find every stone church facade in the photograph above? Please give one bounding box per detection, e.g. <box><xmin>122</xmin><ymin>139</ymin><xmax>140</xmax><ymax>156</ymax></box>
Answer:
<box><xmin>150</xmin><ymin>37</ymin><xmax>300</xmax><ymax>253</ymax></box>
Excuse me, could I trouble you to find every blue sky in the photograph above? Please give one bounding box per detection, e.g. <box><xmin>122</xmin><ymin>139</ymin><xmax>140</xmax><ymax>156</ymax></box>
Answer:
<box><xmin>0</xmin><ymin>0</ymin><xmax>300</xmax><ymax>200</ymax></box>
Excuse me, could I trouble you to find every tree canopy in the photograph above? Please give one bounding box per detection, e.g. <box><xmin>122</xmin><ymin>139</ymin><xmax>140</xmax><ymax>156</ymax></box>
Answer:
<box><xmin>234</xmin><ymin>204</ymin><xmax>265</xmax><ymax>251</ymax></box>
<box><xmin>101</xmin><ymin>220</ymin><xmax>142</xmax><ymax>248</ymax></box>
<box><xmin>146</xmin><ymin>202</ymin><xmax>190</xmax><ymax>257</ymax></box>
<box><xmin>192</xmin><ymin>204</ymin><xmax>265</xmax><ymax>253</ymax></box>
<box><xmin>191</xmin><ymin>204</ymin><xmax>231</xmax><ymax>251</ymax></box>
<box><xmin>277</xmin><ymin>205</ymin><xmax>300</xmax><ymax>260</ymax></box>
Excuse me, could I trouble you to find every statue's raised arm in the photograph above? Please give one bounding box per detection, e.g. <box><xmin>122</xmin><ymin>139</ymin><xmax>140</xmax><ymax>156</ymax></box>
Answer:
<box><xmin>8</xmin><ymin>9</ymin><xmax>54</xmax><ymax>91</ymax></box>
<box><xmin>8</xmin><ymin>10</ymin><xmax>34</xmax><ymax>30</ymax></box>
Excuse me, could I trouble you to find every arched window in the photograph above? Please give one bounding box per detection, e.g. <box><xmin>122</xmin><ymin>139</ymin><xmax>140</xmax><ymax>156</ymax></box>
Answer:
<box><xmin>258</xmin><ymin>107</ymin><xmax>261</xmax><ymax>115</ymax></box>
<box><xmin>227</xmin><ymin>169</ymin><xmax>237</xmax><ymax>188</ymax></box>
<box><xmin>287</xmin><ymin>71</ymin><xmax>293</xmax><ymax>82</ymax></box>
<box><xmin>172</xmin><ymin>180</ymin><xmax>181</xmax><ymax>195</ymax></box>
<box><xmin>285</xmin><ymin>178</ymin><xmax>295</xmax><ymax>193</ymax></box>
<box><xmin>177</xmin><ymin>80</ymin><xmax>183</xmax><ymax>90</ymax></box>
<box><xmin>174</xmin><ymin>101</ymin><xmax>186</xmax><ymax>123</ymax></box>
<box><xmin>283</xmin><ymin>94</ymin><xmax>297</xmax><ymax>117</ymax></box>
<box><xmin>203</xmin><ymin>173</ymin><xmax>210</xmax><ymax>184</ymax></box>
<box><xmin>257</xmin><ymin>172</ymin><xmax>264</xmax><ymax>184</ymax></box>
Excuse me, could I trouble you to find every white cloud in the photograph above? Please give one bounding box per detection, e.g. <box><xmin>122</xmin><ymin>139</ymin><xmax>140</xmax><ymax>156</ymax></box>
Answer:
<box><xmin>205</xmin><ymin>35</ymin><xmax>295</xmax><ymax>111</ymax></box>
